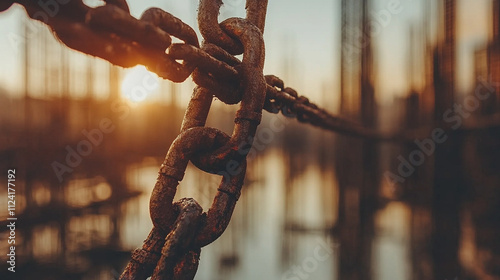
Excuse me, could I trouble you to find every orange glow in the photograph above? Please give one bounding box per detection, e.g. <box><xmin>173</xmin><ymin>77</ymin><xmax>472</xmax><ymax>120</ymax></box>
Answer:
<box><xmin>120</xmin><ymin>65</ymin><xmax>159</xmax><ymax>103</ymax></box>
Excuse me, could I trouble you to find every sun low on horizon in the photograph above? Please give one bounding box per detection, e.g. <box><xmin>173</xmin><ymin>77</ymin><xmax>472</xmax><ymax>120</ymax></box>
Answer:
<box><xmin>120</xmin><ymin>65</ymin><xmax>160</xmax><ymax>103</ymax></box>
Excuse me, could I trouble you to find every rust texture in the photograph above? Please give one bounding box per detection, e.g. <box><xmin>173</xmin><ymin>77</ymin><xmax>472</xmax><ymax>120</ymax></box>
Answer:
<box><xmin>6</xmin><ymin>0</ymin><xmax>493</xmax><ymax>278</ymax></box>
<box><xmin>120</xmin><ymin>0</ymin><xmax>267</xmax><ymax>277</ymax></box>
<box><xmin>151</xmin><ymin>198</ymin><xmax>203</xmax><ymax>280</ymax></box>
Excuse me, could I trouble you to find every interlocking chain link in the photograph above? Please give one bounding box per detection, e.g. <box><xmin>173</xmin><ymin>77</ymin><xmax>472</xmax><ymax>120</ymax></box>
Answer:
<box><xmin>111</xmin><ymin>0</ymin><xmax>266</xmax><ymax>276</ymax></box>
<box><xmin>5</xmin><ymin>0</ymin><xmax>500</xmax><ymax>278</ymax></box>
<box><xmin>107</xmin><ymin>0</ymin><xmax>264</xmax><ymax>278</ymax></box>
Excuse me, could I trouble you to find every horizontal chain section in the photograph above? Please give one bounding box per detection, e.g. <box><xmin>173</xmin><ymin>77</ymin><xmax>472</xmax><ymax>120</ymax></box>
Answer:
<box><xmin>2</xmin><ymin>0</ymin><xmax>424</xmax><ymax>143</ymax></box>
<box><xmin>5</xmin><ymin>1</ymin><xmax>500</xmax><ymax>143</ymax></box>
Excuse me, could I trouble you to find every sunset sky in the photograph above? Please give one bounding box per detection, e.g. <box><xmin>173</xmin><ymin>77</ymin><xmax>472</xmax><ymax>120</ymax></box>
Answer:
<box><xmin>0</xmin><ymin>0</ymin><xmax>493</xmax><ymax>107</ymax></box>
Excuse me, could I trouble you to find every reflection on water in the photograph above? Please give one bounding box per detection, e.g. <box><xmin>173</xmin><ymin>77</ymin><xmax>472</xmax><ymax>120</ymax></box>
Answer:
<box><xmin>0</xmin><ymin>125</ymin><xmax>422</xmax><ymax>280</ymax></box>
<box><xmin>2</xmin><ymin>105</ymin><xmax>500</xmax><ymax>280</ymax></box>
<box><xmin>373</xmin><ymin>202</ymin><xmax>411</xmax><ymax>280</ymax></box>
<box><xmin>2</xmin><ymin>102</ymin><xmax>500</xmax><ymax>280</ymax></box>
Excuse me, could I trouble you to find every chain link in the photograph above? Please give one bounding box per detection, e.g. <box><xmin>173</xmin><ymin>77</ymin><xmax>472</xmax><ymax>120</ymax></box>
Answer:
<box><xmin>5</xmin><ymin>0</ymin><xmax>500</xmax><ymax>278</ymax></box>
<box><xmin>111</xmin><ymin>0</ymin><xmax>264</xmax><ymax>278</ymax></box>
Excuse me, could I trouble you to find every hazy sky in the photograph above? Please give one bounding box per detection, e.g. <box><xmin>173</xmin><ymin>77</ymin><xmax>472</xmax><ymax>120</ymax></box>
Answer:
<box><xmin>0</xmin><ymin>0</ymin><xmax>493</xmax><ymax>106</ymax></box>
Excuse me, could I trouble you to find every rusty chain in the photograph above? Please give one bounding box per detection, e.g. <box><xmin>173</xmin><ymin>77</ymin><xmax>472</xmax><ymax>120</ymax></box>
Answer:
<box><xmin>114</xmin><ymin>0</ymin><xmax>266</xmax><ymax>277</ymax></box>
<box><xmin>4</xmin><ymin>0</ymin><xmax>500</xmax><ymax>278</ymax></box>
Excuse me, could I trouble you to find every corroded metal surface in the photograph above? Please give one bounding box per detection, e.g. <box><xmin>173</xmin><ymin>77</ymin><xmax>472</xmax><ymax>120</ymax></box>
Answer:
<box><xmin>119</xmin><ymin>0</ymin><xmax>266</xmax><ymax>278</ymax></box>
<box><xmin>7</xmin><ymin>0</ymin><xmax>499</xmax><ymax>278</ymax></box>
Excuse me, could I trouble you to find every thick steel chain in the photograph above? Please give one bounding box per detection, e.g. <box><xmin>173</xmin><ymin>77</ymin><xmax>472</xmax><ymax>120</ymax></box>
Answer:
<box><xmin>4</xmin><ymin>1</ymin><xmax>500</xmax><ymax>277</ymax></box>
<box><xmin>119</xmin><ymin>0</ymin><xmax>267</xmax><ymax>278</ymax></box>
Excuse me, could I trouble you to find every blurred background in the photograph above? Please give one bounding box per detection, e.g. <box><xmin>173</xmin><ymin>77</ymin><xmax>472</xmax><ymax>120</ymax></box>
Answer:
<box><xmin>1</xmin><ymin>0</ymin><xmax>500</xmax><ymax>279</ymax></box>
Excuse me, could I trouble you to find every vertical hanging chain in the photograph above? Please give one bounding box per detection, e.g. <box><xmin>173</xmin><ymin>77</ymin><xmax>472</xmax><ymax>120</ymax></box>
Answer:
<box><xmin>4</xmin><ymin>0</ymin><xmax>500</xmax><ymax>277</ymax></box>
<box><xmin>119</xmin><ymin>0</ymin><xmax>268</xmax><ymax>278</ymax></box>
